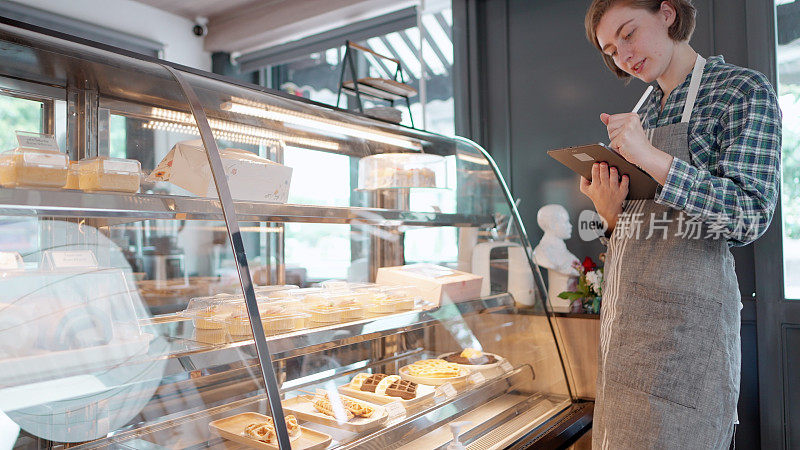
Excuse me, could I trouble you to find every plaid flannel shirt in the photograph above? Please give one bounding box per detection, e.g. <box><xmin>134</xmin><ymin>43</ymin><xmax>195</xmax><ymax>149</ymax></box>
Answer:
<box><xmin>638</xmin><ymin>55</ymin><xmax>782</xmax><ymax>246</ymax></box>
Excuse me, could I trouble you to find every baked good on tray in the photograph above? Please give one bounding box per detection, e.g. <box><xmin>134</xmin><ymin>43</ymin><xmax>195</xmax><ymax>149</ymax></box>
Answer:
<box><xmin>242</xmin><ymin>414</ymin><xmax>301</xmax><ymax>443</ymax></box>
<box><xmin>349</xmin><ymin>373</ymin><xmax>418</xmax><ymax>399</ymax></box>
<box><xmin>442</xmin><ymin>348</ymin><xmax>498</xmax><ymax>365</ymax></box>
<box><xmin>384</xmin><ymin>379</ymin><xmax>417</xmax><ymax>400</ymax></box>
<box><xmin>406</xmin><ymin>359</ymin><xmax>463</xmax><ymax>378</ymax></box>
<box><xmin>311</xmin><ymin>392</ymin><xmax>375</xmax><ymax>420</ymax></box>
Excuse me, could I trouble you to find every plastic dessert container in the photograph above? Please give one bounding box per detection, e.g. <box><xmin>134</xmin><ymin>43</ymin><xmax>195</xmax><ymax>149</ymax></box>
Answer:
<box><xmin>0</xmin><ymin>147</ymin><xmax>69</xmax><ymax>188</ymax></box>
<box><xmin>64</xmin><ymin>161</ymin><xmax>80</xmax><ymax>189</ymax></box>
<box><xmin>358</xmin><ymin>153</ymin><xmax>445</xmax><ymax>189</ymax></box>
<box><xmin>77</xmin><ymin>157</ymin><xmax>141</xmax><ymax>193</ymax></box>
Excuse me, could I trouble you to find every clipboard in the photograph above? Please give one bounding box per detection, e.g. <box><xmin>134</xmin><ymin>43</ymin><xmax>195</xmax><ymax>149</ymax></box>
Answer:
<box><xmin>547</xmin><ymin>143</ymin><xmax>658</xmax><ymax>200</ymax></box>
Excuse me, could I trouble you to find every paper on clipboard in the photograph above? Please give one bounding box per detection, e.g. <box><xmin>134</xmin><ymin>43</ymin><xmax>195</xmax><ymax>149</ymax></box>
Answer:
<box><xmin>547</xmin><ymin>143</ymin><xmax>659</xmax><ymax>200</ymax></box>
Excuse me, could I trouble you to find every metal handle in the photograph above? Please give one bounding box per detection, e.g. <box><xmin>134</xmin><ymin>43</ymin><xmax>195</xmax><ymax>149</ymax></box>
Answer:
<box><xmin>163</xmin><ymin>66</ymin><xmax>292</xmax><ymax>448</ymax></box>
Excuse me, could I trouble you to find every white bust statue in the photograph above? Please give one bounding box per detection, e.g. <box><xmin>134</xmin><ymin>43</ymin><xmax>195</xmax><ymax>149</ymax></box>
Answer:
<box><xmin>533</xmin><ymin>204</ymin><xmax>579</xmax><ymax>311</ymax></box>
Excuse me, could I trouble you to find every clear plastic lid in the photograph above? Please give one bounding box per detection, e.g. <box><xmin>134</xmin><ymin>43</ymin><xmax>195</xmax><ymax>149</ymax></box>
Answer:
<box><xmin>0</xmin><ymin>148</ymin><xmax>69</xmax><ymax>188</ymax></box>
<box><xmin>358</xmin><ymin>153</ymin><xmax>446</xmax><ymax>189</ymax></box>
<box><xmin>179</xmin><ymin>295</ymin><xmax>242</xmax><ymax>321</ymax></box>
<box><xmin>375</xmin><ymin>285</ymin><xmax>416</xmax><ymax>300</ymax></box>
<box><xmin>254</xmin><ymin>284</ymin><xmax>299</xmax><ymax>298</ymax></box>
<box><xmin>77</xmin><ymin>156</ymin><xmax>141</xmax><ymax>175</ymax></box>
<box><xmin>317</xmin><ymin>280</ymin><xmax>375</xmax><ymax>291</ymax></box>
<box><xmin>77</xmin><ymin>157</ymin><xmax>142</xmax><ymax>193</ymax></box>
<box><xmin>0</xmin><ymin>147</ymin><xmax>69</xmax><ymax>169</ymax></box>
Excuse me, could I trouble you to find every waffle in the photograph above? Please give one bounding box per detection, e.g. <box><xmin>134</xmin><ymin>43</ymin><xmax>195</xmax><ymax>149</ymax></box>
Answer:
<box><xmin>286</xmin><ymin>415</ymin><xmax>301</xmax><ymax>437</ymax></box>
<box><xmin>312</xmin><ymin>392</ymin><xmax>375</xmax><ymax>419</ymax></box>
<box><xmin>313</xmin><ymin>396</ymin><xmax>354</xmax><ymax>420</ymax></box>
<box><xmin>244</xmin><ymin>422</ymin><xmax>276</xmax><ymax>443</ymax></box>
<box><xmin>385</xmin><ymin>379</ymin><xmax>417</xmax><ymax>400</ymax></box>
<box><xmin>375</xmin><ymin>375</ymin><xmax>401</xmax><ymax>395</ymax></box>
<box><xmin>360</xmin><ymin>373</ymin><xmax>387</xmax><ymax>392</ymax></box>
<box><xmin>349</xmin><ymin>372</ymin><xmax>370</xmax><ymax>390</ymax></box>
<box><xmin>344</xmin><ymin>398</ymin><xmax>375</xmax><ymax>418</ymax></box>
<box><xmin>243</xmin><ymin>415</ymin><xmax>300</xmax><ymax>443</ymax></box>
<box><xmin>407</xmin><ymin>359</ymin><xmax>464</xmax><ymax>378</ymax></box>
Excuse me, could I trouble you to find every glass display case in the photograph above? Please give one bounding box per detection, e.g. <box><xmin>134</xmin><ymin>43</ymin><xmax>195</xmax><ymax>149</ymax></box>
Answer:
<box><xmin>0</xmin><ymin>18</ymin><xmax>591</xmax><ymax>449</ymax></box>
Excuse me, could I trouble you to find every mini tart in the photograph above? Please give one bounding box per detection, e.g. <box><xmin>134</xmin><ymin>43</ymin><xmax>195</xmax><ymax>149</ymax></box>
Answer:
<box><xmin>309</xmin><ymin>304</ymin><xmax>343</xmax><ymax>323</ymax></box>
<box><xmin>339</xmin><ymin>305</ymin><xmax>365</xmax><ymax>320</ymax></box>
<box><xmin>193</xmin><ymin>307</ymin><xmax>227</xmax><ymax>330</ymax></box>
<box><xmin>226</xmin><ymin>315</ymin><xmax>253</xmax><ymax>336</ymax></box>
<box><xmin>194</xmin><ymin>328</ymin><xmax>227</xmax><ymax>344</ymax></box>
<box><xmin>263</xmin><ymin>313</ymin><xmax>297</xmax><ymax>335</ymax></box>
<box><xmin>392</xmin><ymin>298</ymin><xmax>414</xmax><ymax>311</ymax></box>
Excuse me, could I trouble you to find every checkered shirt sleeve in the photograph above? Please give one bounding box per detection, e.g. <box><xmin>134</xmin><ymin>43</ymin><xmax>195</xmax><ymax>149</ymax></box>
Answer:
<box><xmin>655</xmin><ymin>74</ymin><xmax>782</xmax><ymax>246</ymax></box>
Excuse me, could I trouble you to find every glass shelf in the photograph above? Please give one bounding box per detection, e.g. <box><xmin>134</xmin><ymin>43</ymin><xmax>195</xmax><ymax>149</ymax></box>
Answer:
<box><xmin>0</xmin><ymin>188</ymin><xmax>494</xmax><ymax>227</ymax></box>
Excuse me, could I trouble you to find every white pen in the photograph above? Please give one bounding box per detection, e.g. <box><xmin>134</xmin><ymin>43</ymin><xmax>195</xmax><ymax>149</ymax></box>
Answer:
<box><xmin>632</xmin><ymin>85</ymin><xmax>654</xmax><ymax>114</ymax></box>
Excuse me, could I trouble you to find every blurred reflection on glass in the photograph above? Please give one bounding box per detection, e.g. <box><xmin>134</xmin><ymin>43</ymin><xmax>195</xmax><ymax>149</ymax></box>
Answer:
<box><xmin>0</xmin><ymin>220</ymin><xmax>166</xmax><ymax>443</ymax></box>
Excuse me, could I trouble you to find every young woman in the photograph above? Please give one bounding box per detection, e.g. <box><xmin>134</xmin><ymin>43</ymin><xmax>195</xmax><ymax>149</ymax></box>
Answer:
<box><xmin>583</xmin><ymin>1</ymin><xmax>781</xmax><ymax>448</ymax></box>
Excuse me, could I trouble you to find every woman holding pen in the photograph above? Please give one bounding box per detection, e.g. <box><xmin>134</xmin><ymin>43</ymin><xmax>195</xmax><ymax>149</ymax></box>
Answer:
<box><xmin>582</xmin><ymin>0</ymin><xmax>781</xmax><ymax>448</ymax></box>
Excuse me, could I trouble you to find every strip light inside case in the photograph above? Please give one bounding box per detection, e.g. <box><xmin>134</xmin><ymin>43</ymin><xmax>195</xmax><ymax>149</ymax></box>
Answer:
<box><xmin>144</xmin><ymin>108</ymin><xmax>339</xmax><ymax>151</ymax></box>
<box><xmin>220</xmin><ymin>99</ymin><xmax>422</xmax><ymax>151</ymax></box>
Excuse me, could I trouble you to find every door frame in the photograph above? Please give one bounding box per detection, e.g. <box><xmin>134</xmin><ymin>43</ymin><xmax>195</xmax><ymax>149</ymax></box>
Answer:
<box><xmin>749</xmin><ymin>0</ymin><xmax>800</xmax><ymax>448</ymax></box>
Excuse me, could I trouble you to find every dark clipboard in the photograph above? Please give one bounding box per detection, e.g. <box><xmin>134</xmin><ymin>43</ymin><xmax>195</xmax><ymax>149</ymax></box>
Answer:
<box><xmin>547</xmin><ymin>143</ymin><xmax>658</xmax><ymax>200</ymax></box>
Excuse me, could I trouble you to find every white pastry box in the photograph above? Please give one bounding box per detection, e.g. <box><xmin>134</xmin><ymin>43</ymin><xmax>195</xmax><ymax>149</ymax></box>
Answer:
<box><xmin>375</xmin><ymin>264</ymin><xmax>483</xmax><ymax>306</ymax></box>
<box><xmin>148</xmin><ymin>140</ymin><xmax>292</xmax><ymax>203</ymax></box>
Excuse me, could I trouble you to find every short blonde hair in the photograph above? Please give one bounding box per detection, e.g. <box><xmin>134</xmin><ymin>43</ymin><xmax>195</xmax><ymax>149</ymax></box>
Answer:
<box><xmin>585</xmin><ymin>0</ymin><xmax>697</xmax><ymax>78</ymax></box>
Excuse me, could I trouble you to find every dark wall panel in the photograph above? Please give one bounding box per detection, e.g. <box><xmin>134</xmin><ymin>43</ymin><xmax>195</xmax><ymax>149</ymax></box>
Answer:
<box><xmin>739</xmin><ymin>320</ymin><xmax>761</xmax><ymax>448</ymax></box>
<box><xmin>785</xmin><ymin>326</ymin><xmax>800</xmax><ymax>449</ymax></box>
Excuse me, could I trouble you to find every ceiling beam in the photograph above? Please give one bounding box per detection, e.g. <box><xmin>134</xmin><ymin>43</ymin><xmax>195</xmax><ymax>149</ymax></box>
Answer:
<box><xmin>205</xmin><ymin>0</ymin><xmax>417</xmax><ymax>53</ymax></box>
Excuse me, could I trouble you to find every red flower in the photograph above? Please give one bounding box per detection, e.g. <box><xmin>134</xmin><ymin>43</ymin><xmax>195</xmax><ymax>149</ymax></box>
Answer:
<box><xmin>582</xmin><ymin>256</ymin><xmax>597</xmax><ymax>272</ymax></box>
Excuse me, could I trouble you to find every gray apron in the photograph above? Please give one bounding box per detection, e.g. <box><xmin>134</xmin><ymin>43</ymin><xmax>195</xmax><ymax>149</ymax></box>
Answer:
<box><xmin>593</xmin><ymin>55</ymin><xmax>741</xmax><ymax>450</ymax></box>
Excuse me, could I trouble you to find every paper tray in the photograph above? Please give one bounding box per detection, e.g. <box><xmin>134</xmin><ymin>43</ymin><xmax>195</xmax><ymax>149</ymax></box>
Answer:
<box><xmin>337</xmin><ymin>383</ymin><xmax>435</xmax><ymax>407</ymax></box>
<box><xmin>208</xmin><ymin>412</ymin><xmax>331</xmax><ymax>450</ymax></box>
<box><xmin>283</xmin><ymin>394</ymin><xmax>387</xmax><ymax>432</ymax></box>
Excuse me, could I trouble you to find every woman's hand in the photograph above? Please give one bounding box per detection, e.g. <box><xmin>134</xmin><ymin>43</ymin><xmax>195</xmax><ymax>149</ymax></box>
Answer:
<box><xmin>600</xmin><ymin>112</ymin><xmax>654</xmax><ymax>167</ymax></box>
<box><xmin>600</xmin><ymin>112</ymin><xmax>673</xmax><ymax>184</ymax></box>
<box><xmin>579</xmin><ymin>162</ymin><xmax>629</xmax><ymax>233</ymax></box>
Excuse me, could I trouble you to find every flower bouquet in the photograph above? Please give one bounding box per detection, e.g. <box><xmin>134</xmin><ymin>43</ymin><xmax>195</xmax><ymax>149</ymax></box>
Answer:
<box><xmin>558</xmin><ymin>256</ymin><xmax>603</xmax><ymax>314</ymax></box>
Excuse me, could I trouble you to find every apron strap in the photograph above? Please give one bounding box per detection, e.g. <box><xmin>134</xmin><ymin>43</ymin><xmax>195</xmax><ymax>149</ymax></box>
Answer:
<box><xmin>681</xmin><ymin>54</ymin><xmax>706</xmax><ymax>123</ymax></box>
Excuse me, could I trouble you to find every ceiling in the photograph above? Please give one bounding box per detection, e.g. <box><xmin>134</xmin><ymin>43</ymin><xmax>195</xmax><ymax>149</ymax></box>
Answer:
<box><xmin>131</xmin><ymin>0</ymin><xmax>271</xmax><ymax>20</ymax></box>
<box><xmin>132</xmin><ymin>0</ymin><xmax>419</xmax><ymax>54</ymax></box>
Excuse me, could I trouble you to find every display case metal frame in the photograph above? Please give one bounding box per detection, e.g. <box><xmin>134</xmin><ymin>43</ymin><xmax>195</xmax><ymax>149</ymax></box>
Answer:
<box><xmin>0</xmin><ymin>17</ymin><xmax>589</xmax><ymax>449</ymax></box>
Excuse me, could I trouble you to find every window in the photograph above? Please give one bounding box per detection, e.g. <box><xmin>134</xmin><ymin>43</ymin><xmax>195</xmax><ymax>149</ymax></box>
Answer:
<box><xmin>283</xmin><ymin>146</ymin><xmax>353</xmax><ymax>280</ymax></box>
<box><xmin>777</xmin><ymin>0</ymin><xmax>800</xmax><ymax>298</ymax></box>
<box><xmin>257</xmin><ymin>4</ymin><xmax>458</xmax><ymax>280</ymax></box>
<box><xmin>265</xmin><ymin>6</ymin><xmax>454</xmax><ymax>135</ymax></box>
<box><xmin>0</xmin><ymin>95</ymin><xmax>43</xmax><ymax>151</ymax></box>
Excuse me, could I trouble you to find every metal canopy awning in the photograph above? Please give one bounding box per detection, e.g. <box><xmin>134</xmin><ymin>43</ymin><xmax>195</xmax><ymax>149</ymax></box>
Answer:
<box><xmin>236</xmin><ymin>9</ymin><xmax>453</xmax><ymax>82</ymax></box>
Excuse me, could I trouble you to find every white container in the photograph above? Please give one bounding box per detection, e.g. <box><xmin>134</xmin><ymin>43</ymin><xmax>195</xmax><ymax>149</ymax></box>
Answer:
<box><xmin>148</xmin><ymin>140</ymin><xmax>292</xmax><ymax>203</ymax></box>
<box><xmin>376</xmin><ymin>264</ymin><xmax>483</xmax><ymax>306</ymax></box>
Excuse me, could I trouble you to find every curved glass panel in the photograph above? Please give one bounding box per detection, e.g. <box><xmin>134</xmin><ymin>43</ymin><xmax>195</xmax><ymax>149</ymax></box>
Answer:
<box><xmin>0</xmin><ymin>23</ymin><xmax>279</xmax><ymax>448</ymax></box>
<box><xmin>0</xmin><ymin>19</ymin><xmax>576</xmax><ymax>450</ymax></box>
